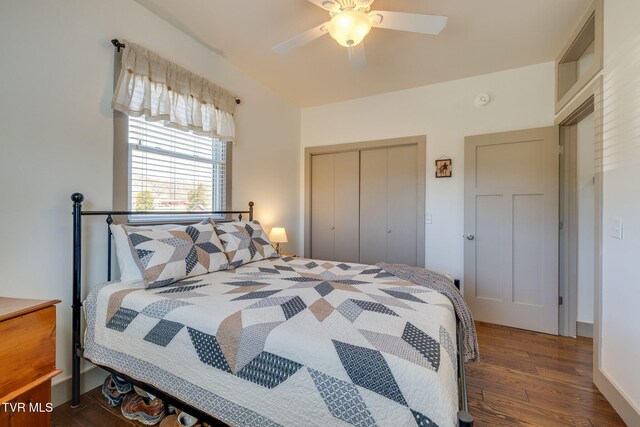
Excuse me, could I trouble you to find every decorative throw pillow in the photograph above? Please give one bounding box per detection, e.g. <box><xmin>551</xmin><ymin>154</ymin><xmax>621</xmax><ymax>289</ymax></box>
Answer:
<box><xmin>111</xmin><ymin>223</ymin><xmax>182</xmax><ymax>282</ymax></box>
<box><xmin>110</xmin><ymin>219</ymin><xmax>211</xmax><ymax>282</ymax></box>
<box><xmin>214</xmin><ymin>221</ymin><xmax>278</xmax><ymax>268</ymax></box>
<box><xmin>124</xmin><ymin>222</ymin><xmax>228</xmax><ymax>288</ymax></box>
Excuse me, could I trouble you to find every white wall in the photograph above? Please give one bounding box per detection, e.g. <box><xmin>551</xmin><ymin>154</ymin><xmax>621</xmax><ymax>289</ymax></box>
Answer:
<box><xmin>599</xmin><ymin>0</ymin><xmax>640</xmax><ymax>415</ymax></box>
<box><xmin>577</xmin><ymin>113</ymin><xmax>595</xmax><ymax>324</ymax></box>
<box><xmin>0</xmin><ymin>0</ymin><xmax>300</xmax><ymax>404</ymax></box>
<box><xmin>301</xmin><ymin>63</ymin><xmax>555</xmax><ymax>279</ymax></box>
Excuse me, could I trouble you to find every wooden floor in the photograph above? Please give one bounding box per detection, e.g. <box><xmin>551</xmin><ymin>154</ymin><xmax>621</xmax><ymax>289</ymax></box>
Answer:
<box><xmin>52</xmin><ymin>386</ymin><xmax>142</xmax><ymax>427</ymax></box>
<box><xmin>467</xmin><ymin>322</ymin><xmax>623</xmax><ymax>426</ymax></box>
<box><xmin>53</xmin><ymin>322</ymin><xmax>624</xmax><ymax>427</ymax></box>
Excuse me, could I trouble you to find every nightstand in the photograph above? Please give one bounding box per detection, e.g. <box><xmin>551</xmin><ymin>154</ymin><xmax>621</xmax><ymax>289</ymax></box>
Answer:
<box><xmin>0</xmin><ymin>298</ymin><xmax>62</xmax><ymax>426</ymax></box>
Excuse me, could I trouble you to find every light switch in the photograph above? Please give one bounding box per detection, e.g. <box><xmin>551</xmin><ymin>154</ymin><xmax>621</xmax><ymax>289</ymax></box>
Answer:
<box><xmin>425</xmin><ymin>214</ymin><xmax>432</xmax><ymax>224</ymax></box>
<box><xmin>612</xmin><ymin>218</ymin><xmax>623</xmax><ymax>239</ymax></box>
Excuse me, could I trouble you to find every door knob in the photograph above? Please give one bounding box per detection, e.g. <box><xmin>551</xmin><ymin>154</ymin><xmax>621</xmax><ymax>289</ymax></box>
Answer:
<box><xmin>330</xmin><ymin>226</ymin><xmax>335</xmax><ymax>230</ymax></box>
<box><xmin>465</xmin><ymin>234</ymin><xmax>475</xmax><ymax>241</ymax></box>
<box><xmin>387</xmin><ymin>229</ymin><xmax>391</xmax><ymax>233</ymax></box>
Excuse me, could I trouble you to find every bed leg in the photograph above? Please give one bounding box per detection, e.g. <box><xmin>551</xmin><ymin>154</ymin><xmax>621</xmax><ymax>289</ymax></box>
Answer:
<box><xmin>71</xmin><ymin>193</ymin><xmax>84</xmax><ymax>408</ymax></box>
<box><xmin>457</xmin><ymin>410</ymin><xmax>474</xmax><ymax>427</ymax></box>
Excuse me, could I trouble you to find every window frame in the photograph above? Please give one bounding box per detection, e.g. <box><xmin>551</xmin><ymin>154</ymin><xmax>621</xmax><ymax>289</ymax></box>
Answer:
<box><xmin>113</xmin><ymin>110</ymin><xmax>232</xmax><ymax>223</ymax></box>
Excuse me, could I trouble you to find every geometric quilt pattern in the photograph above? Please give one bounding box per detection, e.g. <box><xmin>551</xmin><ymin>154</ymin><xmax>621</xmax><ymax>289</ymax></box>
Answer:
<box><xmin>124</xmin><ymin>222</ymin><xmax>228</xmax><ymax>289</ymax></box>
<box><xmin>187</xmin><ymin>327</ymin><xmax>232</xmax><ymax>373</ymax></box>
<box><xmin>144</xmin><ymin>319</ymin><xmax>184</xmax><ymax>347</ymax></box>
<box><xmin>402</xmin><ymin>322</ymin><xmax>441</xmax><ymax>371</ymax></box>
<box><xmin>236</xmin><ymin>351</ymin><xmax>303</xmax><ymax>389</ymax></box>
<box><xmin>86</xmin><ymin>256</ymin><xmax>460</xmax><ymax>427</ymax></box>
<box><xmin>214</xmin><ymin>221</ymin><xmax>278</xmax><ymax>269</ymax></box>
<box><xmin>440</xmin><ymin>325</ymin><xmax>457</xmax><ymax>378</ymax></box>
<box><xmin>359</xmin><ymin>329</ymin><xmax>435</xmax><ymax>370</ymax></box>
<box><xmin>308</xmin><ymin>368</ymin><xmax>376</xmax><ymax>427</ymax></box>
<box><xmin>105</xmin><ymin>307</ymin><xmax>138</xmax><ymax>332</ymax></box>
<box><xmin>412</xmin><ymin>409</ymin><xmax>438</xmax><ymax>427</ymax></box>
<box><xmin>332</xmin><ymin>340</ymin><xmax>408</xmax><ymax>406</ymax></box>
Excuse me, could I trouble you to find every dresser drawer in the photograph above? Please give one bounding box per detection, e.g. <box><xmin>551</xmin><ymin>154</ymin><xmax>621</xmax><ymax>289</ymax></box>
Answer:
<box><xmin>0</xmin><ymin>380</ymin><xmax>52</xmax><ymax>427</ymax></box>
<box><xmin>0</xmin><ymin>306</ymin><xmax>56</xmax><ymax>398</ymax></box>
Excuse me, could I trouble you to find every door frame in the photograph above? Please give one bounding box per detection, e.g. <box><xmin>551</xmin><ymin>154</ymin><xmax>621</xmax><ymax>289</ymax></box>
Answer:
<box><xmin>304</xmin><ymin>135</ymin><xmax>426</xmax><ymax>263</ymax></box>
<box><xmin>555</xmin><ymin>76</ymin><xmax>603</xmax><ymax>349</ymax></box>
<box><xmin>557</xmin><ymin>91</ymin><xmax>596</xmax><ymax>338</ymax></box>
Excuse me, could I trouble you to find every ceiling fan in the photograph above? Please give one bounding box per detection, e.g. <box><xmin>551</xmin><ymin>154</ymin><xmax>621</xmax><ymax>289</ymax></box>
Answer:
<box><xmin>273</xmin><ymin>0</ymin><xmax>448</xmax><ymax>68</ymax></box>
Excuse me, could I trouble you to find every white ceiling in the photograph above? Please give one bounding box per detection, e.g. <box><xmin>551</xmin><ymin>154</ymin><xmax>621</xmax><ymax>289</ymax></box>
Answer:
<box><xmin>134</xmin><ymin>0</ymin><xmax>592</xmax><ymax>107</ymax></box>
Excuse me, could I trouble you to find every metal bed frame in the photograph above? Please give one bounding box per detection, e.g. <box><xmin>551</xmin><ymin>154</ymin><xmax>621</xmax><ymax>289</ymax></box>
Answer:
<box><xmin>70</xmin><ymin>192</ymin><xmax>473</xmax><ymax>426</ymax></box>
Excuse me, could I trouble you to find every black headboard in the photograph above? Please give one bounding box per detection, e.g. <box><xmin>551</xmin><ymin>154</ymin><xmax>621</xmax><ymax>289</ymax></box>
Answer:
<box><xmin>69</xmin><ymin>192</ymin><xmax>253</xmax><ymax>406</ymax></box>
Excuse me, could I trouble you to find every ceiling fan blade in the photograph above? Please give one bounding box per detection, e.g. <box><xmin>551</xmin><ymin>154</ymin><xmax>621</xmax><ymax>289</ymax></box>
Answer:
<box><xmin>306</xmin><ymin>0</ymin><xmax>339</xmax><ymax>12</ymax></box>
<box><xmin>371</xmin><ymin>11</ymin><xmax>448</xmax><ymax>35</ymax></box>
<box><xmin>273</xmin><ymin>22</ymin><xmax>329</xmax><ymax>55</ymax></box>
<box><xmin>348</xmin><ymin>43</ymin><xmax>367</xmax><ymax>69</ymax></box>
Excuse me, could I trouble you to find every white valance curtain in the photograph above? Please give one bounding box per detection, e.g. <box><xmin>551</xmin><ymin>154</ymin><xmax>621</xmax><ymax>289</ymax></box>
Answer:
<box><xmin>112</xmin><ymin>40</ymin><xmax>237</xmax><ymax>141</ymax></box>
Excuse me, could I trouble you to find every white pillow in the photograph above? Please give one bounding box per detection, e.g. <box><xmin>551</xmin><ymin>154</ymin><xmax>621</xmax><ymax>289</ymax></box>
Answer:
<box><xmin>110</xmin><ymin>223</ymin><xmax>180</xmax><ymax>281</ymax></box>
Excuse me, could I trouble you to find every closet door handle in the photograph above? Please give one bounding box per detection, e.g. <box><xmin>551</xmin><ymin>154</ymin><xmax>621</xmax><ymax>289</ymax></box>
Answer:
<box><xmin>330</xmin><ymin>226</ymin><xmax>335</xmax><ymax>230</ymax></box>
<box><xmin>387</xmin><ymin>229</ymin><xmax>391</xmax><ymax>234</ymax></box>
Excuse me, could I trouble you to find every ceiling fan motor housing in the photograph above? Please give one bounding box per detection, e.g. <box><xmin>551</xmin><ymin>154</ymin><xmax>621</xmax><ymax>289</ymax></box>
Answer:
<box><xmin>328</xmin><ymin>9</ymin><xmax>372</xmax><ymax>47</ymax></box>
<box><xmin>326</xmin><ymin>0</ymin><xmax>373</xmax><ymax>14</ymax></box>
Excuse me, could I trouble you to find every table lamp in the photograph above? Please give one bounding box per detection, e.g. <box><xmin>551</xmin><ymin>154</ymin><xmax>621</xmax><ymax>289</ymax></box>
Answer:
<box><xmin>269</xmin><ymin>227</ymin><xmax>288</xmax><ymax>255</ymax></box>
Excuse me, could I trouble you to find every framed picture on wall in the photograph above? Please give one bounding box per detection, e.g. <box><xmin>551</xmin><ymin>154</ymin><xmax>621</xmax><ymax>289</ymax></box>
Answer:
<box><xmin>435</xmin><ymin>158</ymin><xmax>452</xmax><ymax>178</ymax></box>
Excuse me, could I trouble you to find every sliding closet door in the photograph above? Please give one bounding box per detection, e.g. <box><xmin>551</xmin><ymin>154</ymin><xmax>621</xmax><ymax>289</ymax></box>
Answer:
<box><xmin>311</xmin><ymin>152</ymin><xmax>360</xmax><ymax>262</ymax></box>
<box><xmin>311</xmin><ymin>154</ymin><xmax>335</xmax><ymax>260</ymax></box>
<box><xmin>387</xmin><ymin>145</ymin><xmax>418</xmax><ymax>265</ymax></box>
<box><xmin>360</xmin><ymin>149</ymin><xmax>388</xmax><ymax>265</ymax></box>
<box><xmin>334</xmin><ymin>151</ymin><xmax>360</xmax><ymax>262</ymax></box>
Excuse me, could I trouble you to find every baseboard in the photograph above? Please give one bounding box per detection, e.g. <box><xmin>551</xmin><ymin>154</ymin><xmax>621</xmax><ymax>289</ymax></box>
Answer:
<box><xmin>576</xmin><ymin>321</ymin><xmax>593</xmax><ymax>338</ymax></box>
<box><xmin>51</xmin><ymin>366</ymin><xmax>109</xmax><ymax>407</ymax></box>
<box><xmin>594</xmin><ymin>367</ymin><xmax>640</xmax><ymax>426</ymax></box>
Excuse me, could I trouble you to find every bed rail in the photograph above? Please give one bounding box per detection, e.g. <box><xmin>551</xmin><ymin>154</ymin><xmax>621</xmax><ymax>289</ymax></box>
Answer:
<box><xmin>70</xmin><ymin>192</ymin><xmax>253</xmax><ymax>407</ymax></box>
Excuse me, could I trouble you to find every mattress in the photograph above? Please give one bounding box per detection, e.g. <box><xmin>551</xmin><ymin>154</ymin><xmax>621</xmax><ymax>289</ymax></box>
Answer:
<box><xmin>84</xmin><ymin>257</ymin><xmax>459</xmax><ymax>426</ymax></box>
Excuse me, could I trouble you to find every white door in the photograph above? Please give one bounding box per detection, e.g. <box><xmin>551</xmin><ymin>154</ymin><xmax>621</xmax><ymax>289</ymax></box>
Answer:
<box><xmin>464</xmin><ymin>127</ymin><xmax>559</xmax><ymax>334</ymax></box>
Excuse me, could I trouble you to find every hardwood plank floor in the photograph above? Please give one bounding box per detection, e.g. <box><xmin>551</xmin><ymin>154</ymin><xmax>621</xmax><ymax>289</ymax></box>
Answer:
<box><xmin>53</xmin><ymin>322</ymin><xmax>625</xmax><ymax>426</ymax></box>
<box><xmin>52</xmin><ymin>385</ymin><xmax>139</xmax><ymax>427</ymax></box>
<box><xmin>467</xmin><ymin>322</ymin><xmax>624</xmax><ymax>426</ymax></box>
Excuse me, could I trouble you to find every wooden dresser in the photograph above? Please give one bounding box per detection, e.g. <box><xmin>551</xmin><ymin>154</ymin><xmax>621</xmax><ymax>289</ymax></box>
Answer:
<box><xmin>0</xmin><ymin>298</ymin><xmax>61</xmax><ymax>427</ymax></box>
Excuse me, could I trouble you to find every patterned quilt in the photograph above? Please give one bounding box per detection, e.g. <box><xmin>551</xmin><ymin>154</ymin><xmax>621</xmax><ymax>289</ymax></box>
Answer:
<box><xmin>84</xmin><ymin>257</ymin><xmax>459</xmax><ymax>427</ymax></box>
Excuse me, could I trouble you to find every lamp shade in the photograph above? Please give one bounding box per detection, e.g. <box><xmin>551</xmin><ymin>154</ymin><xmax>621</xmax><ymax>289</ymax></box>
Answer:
<box><xmin>269</xmin><ymin>227</ymin><xmax>288</xmax><ymax>243</ymax></box>
<box><xmin>328</xmin><ymin>10</ymin><xmax>372</xmax><ymax>47</ymax></box>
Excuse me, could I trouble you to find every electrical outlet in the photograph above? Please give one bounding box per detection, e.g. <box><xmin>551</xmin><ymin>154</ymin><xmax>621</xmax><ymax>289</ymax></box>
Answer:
<box><xmin>612</xmin><ymin>218</ymin><xmax>623</xmax><ymax>239</ymax></box>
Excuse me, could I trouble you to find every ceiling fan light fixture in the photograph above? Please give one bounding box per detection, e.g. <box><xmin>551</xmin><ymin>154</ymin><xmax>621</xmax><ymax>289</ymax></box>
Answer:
<box><xmin>328</xmin><ymin>10</ymin><xmax>372</xmax><ymax>47</ymax></box>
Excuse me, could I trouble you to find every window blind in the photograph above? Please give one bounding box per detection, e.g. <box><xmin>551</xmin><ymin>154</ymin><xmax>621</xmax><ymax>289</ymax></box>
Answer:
<box><xmin>128</xmin><ymin>115</ymin><xmax>227</xmax><ymax>216</ymax></box>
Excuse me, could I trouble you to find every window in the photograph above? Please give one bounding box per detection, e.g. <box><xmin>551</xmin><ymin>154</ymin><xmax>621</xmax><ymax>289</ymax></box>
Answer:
<box><xmin>127</xmin><ymin>115</ymin><xmax>229</xmax><ymax>218</ymax></box>
<box><xmin>555</xmin><ymin>0</ymin><xmax>603</xmax><ymax>112</ymax></box>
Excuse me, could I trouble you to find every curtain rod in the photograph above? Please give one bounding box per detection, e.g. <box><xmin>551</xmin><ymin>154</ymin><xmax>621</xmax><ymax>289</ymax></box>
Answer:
<box><xmin>111</xmin><ymin>39</ymin><xmax>241</xmax><ymax>105</ymax></box>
